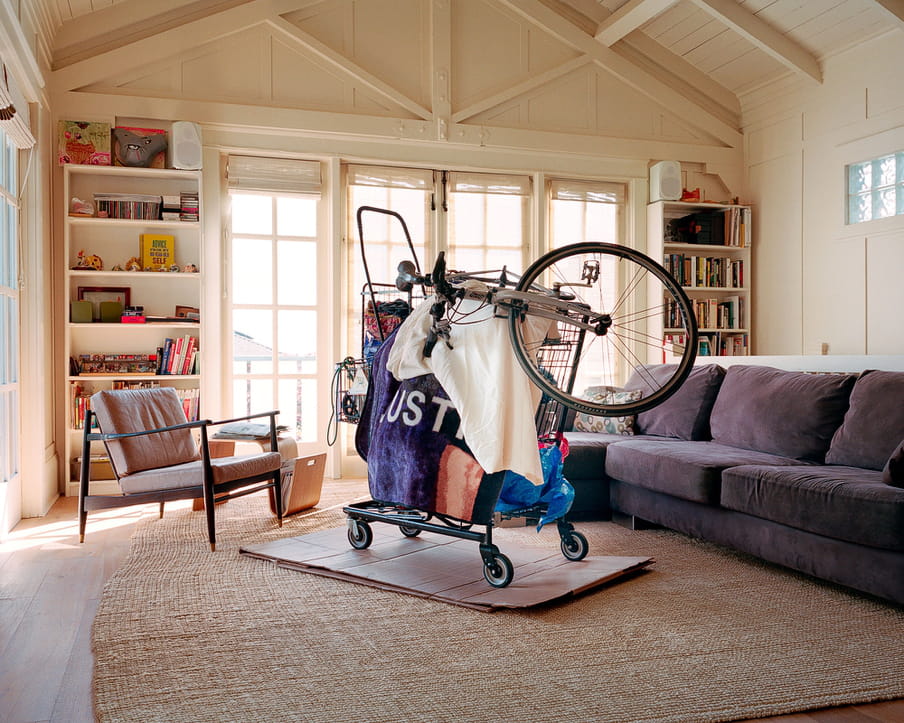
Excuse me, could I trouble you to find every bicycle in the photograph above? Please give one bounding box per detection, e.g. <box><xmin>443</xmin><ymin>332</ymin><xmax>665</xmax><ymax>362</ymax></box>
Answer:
<box><xmin>394</xmin><ymin>241</ymin><xmax>699</xmax><ymax>418</ymax></box>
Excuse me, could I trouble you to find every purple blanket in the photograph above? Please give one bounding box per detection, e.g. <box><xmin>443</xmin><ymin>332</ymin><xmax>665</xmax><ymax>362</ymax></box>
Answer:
<box><xmin>355</xmin><ymin>332</ymin><xmax>504</xmax><ymax>524</ymax></box>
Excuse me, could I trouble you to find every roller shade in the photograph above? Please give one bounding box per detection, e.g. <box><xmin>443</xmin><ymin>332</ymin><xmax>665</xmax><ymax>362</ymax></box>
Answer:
<box><xmin>549</xmin><ymin>179</ymin><xmax>624</xmax><ymax>204</ymax></box>
<box><xmin>227</xmin><ymin>155</ymin><xmax>321</xmax><ymax>195</ymax></box>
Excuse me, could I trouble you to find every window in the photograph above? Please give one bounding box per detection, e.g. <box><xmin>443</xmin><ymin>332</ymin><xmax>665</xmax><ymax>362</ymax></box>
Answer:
<box><xmin>847</xmin><ymin>152</ymin><xmax>904</xmax><ymax>224</ymax></box>
<box><xmin>0</xmin><ymin>128</ymin><xmax>19</xmax><ymax>488</ymax></box>
<box><xmin>226</xmin><ymin>156</ymin><xmax>324</xmax><ymax>448</ymax></box>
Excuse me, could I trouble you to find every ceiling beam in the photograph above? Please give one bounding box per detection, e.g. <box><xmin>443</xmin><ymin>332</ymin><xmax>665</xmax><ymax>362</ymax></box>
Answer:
<box><xmin>496</xmin><ymin>0</ymin><xmax>741</xmax><ymax>147</ymax></box>
<box><xmin>266</xmin><ymin>16</ymin><xmax>432</xmax><ymax>121</ymax></box>
<box><xmin>688</xmin><ymin>0</ymin><xmax>822</xmax><ymax>83</ymax></box>
<box><xmin>871</xmin><ymin>0</ymin><xmax>904</xmax><ymax>25</ymax></box>
<box><xmin>453</xmin><ymin>56</ymin><xmax>590</xmax><ymax>123</ymax></box>
<box><xmin>595</xmin><ymin>0</ymin><xmax>676</xmax><ymax>46</ymax></box>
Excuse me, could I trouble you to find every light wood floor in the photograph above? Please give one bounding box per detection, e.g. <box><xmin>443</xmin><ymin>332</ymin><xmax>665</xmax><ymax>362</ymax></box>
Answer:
<box><xmin>1</xmin><ymin>496</ymin><xmax>902</xmax><ymax>723</ymax></box>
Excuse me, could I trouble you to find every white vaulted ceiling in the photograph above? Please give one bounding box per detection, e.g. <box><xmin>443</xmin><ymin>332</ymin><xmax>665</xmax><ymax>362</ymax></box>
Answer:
<box><xmin>38</xmin><ymin>0</ymin><xmax>903</xmax><ymax>157</ymax></box>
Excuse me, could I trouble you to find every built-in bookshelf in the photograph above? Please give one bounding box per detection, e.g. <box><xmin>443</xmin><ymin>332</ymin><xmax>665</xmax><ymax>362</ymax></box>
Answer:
<box><xmin>648</xmin><ymin>200</ymin><xmax>752</xmax><ymax>360</ymax></box>
<box><xmin>62</xmin><ymin>164</ymin><xmax>204</xmax><ymax>495</ymax></box>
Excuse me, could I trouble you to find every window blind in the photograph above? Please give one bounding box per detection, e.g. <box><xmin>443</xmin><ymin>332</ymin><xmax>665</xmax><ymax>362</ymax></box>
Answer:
<box><xmin>448</xmin><ymin>171</ymin><xmax>530</xmax><ymax>196</ymax></box>
<box><xmin>346</xmin><ymin>164</ymin><xmax>433</xmax><ymax>190</ymax></box>
<box><xmin>549</xmin><ymin>179</ymin><xmax>624</xmax><ymax>204</ymax></box>
<box><xmin>227</xmin><ymin>155</ymin><xmax>321</xmax><ymax>195</ymax></box>
<box><xmin>0</xmin><ymin>64</ymin><xmax>34</xmax><ymax>149</ymax></box>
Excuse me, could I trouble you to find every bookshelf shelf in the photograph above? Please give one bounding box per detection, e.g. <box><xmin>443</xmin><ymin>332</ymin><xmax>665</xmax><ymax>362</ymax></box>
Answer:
<box><xmin>62</xmin><ymin>163</ymin><xmax>204</xmax><ymax>495</ymax></box>
<box><xmin>649</xmin><ymin>199</ymin><xmax>752</xmax><ymax>359</ymax></box>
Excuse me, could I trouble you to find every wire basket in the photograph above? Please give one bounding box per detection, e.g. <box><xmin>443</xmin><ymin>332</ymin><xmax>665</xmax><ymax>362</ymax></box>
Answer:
<box><xmin>333</xmin><ymin>357</ymin><xmax>370</xmax><ymax>425</ymax></box>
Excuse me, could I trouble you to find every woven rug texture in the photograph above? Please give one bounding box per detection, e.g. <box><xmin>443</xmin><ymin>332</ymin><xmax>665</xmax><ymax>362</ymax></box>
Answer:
<box><xmin>92</xmin><ymin>480</ymin><xmax>904</xmax><ymax>723</ymax></box>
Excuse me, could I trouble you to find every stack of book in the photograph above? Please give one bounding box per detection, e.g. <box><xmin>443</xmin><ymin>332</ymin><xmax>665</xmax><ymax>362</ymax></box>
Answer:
<box><xmin>161</xmin><ymin>195</ymin><xmax>182</xmax><ymax>221</ymax></box>
<box><xmin>180</xmin><ymin>191</ymin><xmax>199</xmax><ymax>222</ymax></box>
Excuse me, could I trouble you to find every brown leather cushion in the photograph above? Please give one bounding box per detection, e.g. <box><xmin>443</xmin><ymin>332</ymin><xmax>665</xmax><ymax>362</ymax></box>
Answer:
<box><xmin>92</xmin><ymin>388</ymin><xmax>201</xmax><ymax>475</ymax></box>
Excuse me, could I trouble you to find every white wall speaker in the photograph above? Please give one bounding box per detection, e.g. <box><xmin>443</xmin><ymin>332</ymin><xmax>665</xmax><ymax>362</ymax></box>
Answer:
<box><xmin>169</xmin><ymin>121</ymin><xmax>202</xmax><ymax>170</ymax></box>
<box><xmin>649</xmin><ymin>161</ymin><xmax>682</xmax><ymax>202</ymax></box>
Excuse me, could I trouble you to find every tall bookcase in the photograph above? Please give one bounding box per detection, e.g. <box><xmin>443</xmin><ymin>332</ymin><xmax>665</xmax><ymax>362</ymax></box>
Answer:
<box><xmin>647</xmin><ymin>200</ymin><xmax>752</xmax><ymax>359</ymax></box>
<box><xmin>62</xmin><ymin>164</ymin><xmax>203</xmax><ymax>496</ymax></box>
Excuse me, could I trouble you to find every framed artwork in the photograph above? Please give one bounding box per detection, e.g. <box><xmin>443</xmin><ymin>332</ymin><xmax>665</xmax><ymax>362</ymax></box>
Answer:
<box><xmin>77</xmin><ymin>286</ymin><xmax>131</xmax><ymax>321</ymax></box>
<box><xmin>58</xmin><ymin>120</ymin><xmax>112</xmax><ymax>166</ymax></box>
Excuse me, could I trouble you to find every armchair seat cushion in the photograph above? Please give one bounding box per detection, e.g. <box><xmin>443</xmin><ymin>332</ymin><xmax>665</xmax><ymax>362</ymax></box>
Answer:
<box><xmin>119</xmin><ymin>452</ymin><xmax>281</xmax><ymax>495</ymax></box>
<box><xmin>211</xmin><ymin>452</ymin><xmax>281</xmax><ymax>485</ymax></box>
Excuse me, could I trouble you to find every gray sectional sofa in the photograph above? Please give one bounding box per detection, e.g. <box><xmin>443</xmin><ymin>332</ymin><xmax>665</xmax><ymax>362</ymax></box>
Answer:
<box><xmin>562</xmin><ymin>362</ymin><xmax>904</xmax><ymax>606</ymax></box>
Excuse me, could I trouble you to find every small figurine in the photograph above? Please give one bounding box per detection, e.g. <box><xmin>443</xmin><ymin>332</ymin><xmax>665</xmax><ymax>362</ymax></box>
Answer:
<box><xmin>182</xmin><ymin>263</ymin><xmax>199</xmax><ymax>273</ymax></box>
<box><xmin>124</xmin><ymin>256</ymin><xmax>142</xmax><ymax>272</ymax></box>
<box><xmin>73</xmin><ymin>250</ymin><xmax>103</xmax><ymax>270</ymax></box>
<box><xmin>111</xmin><ymin>263</ymin><xmax>124</xmax><ymax>271</ymax></box>
<box><xmin>169</xmin><ymin>264</ymin><xmax>181</xmax><ymax>272</ymax></box>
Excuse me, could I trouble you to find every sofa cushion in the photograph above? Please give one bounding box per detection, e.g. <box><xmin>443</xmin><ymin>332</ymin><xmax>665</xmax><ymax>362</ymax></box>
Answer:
<box><xmin>573</xmin><ymin>388</ymin><xmax>642</xmax><ymax>435</ymax></box>
<box><xmin>721</xmin><ymin>464</ymin><xmax>904</xmax><ymax>551</ymax></box>
<box><xmin>883</xmin><ymin>439</ymin><xmax>904</xmax><ymax>487</ymax></box>
<box><xmin>709</xmin><ymin>366</ymin><xmax>855</xmax><ymax>462</ymax></box>
<box><xmin>562</xmin><ymin>431</ymin><xmax>665</xmax><ymax>480</ymax></box>
<box><xmin>826</xmin><ymin>370</ymin><xmax>904</xmax><ymax>471</ymax></box>
<box><xmin>604</xmin><ymin>439</ymin><xmax>803</xmax><ymax>505</ymax></box>
<box><xmin>627</xmin><ymin>363</ymin><xmax>725</xmax><ymax>440</ymax></box>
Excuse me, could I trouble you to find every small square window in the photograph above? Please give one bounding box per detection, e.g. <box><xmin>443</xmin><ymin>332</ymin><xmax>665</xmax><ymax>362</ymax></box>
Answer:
<box><xmin>847</xmin><ymin>151</ymin><xmax>904</xmax><ymax>224</ymax></box>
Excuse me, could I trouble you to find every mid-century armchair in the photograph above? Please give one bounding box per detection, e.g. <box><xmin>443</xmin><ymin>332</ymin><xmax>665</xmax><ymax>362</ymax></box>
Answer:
<box><xmin>79</xmin><ymin>387</ymin><xmax>283</xmax><ymax>550</ymax></box>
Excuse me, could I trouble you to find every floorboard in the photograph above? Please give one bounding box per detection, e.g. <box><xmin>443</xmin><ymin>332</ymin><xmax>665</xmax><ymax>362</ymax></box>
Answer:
<box><xmin>1</xmin><ymin>494</ymin><xmax>902</xmax><ymax>723</ymax></box>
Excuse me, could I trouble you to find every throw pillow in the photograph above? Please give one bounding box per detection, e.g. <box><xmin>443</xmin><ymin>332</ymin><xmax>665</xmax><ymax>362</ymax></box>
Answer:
<box><xmin>881</xmin><ymin>438</ymin><xmax>904</xmax><ymax>488</ymax></box>
<box><xmin>573</xmin><ymin>387</ymin><xmax>642</xmax><ymax>435</ymax></box>
<box><xmin>626</xmin><ymin>363</ymin><xmax>726</xmax><ymax>440</ymax></box>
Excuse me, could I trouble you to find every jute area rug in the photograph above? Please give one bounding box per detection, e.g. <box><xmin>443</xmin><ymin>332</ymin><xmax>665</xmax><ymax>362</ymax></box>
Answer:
<box><xmin>92</xmin><ymin>480</ymin><xmax>904</xmax><ymax>723</ymax></box>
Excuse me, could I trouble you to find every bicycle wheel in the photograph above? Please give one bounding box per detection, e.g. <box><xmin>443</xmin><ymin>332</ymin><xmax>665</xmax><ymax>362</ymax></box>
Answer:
<box><xmin>508</xmin><ymin>242</ymin><xmax>697</xmax><ymax>417</ymax></box>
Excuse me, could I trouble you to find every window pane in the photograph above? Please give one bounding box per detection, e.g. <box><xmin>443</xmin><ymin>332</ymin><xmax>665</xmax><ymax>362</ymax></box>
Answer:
<box><xmin>277</xmin><ymin>240</ymin><xmax>316</xmax><ymax>306</ymax></box>
<box><xmin>278</xmin><ymin>310</ymin><xmax>316</xmax><ymax>373</ymax></box>
<box><xmin>848</xmin><ymin>161</ymin><xmax>871</xmax><ymax>194</ymax></box>
<box><xmin>280</xmin><ymin>378</ymin><xmax>318</xmax><ymax>443</ymax></box>
<box><xmin>876</xmin><ymin>155</ymin><xmax>896</xmax><ymax>187</ymax></box>
<box><xmin>232</xmin><ymin>194</ymin><xmax>272</xmax><ymax>234</ymax></box>
<box><xmin>277</xmin><ymin>196</ymin><xmax>316</xmax><ymax>237</ymax></box>
<box><xmin>486</xmin><ymin>196</ymin><xmax>523</xmax><ymax>248</ymax></box>
<box><xmin>232</xmin><ymin>237</ymin><xmax>272</xmax><ymax>304</ymax></box>
<box><xmin>875</xmin><ymin>188</ymin><xmax>896</xmax><ymax>218</ymax></box>
<box><xmin>233</xmin><ymin>378</ymin><xmax>273</xmax><ymax>419</ymax></box>
<box><xmin>233</xmin><ymin>309</ymin><xmax>273</xmax><ymax>373</ymax></box>
<box><xmin>849</xmin><ymin>192</ymin><xmax>871</xmax><ymax>224</ymax></box>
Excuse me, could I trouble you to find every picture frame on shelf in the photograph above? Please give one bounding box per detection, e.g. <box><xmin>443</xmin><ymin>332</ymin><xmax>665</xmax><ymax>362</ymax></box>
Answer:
<box><xmin>174</xmin><ymin>305</ymin><xmax>200</xmax><ymax>320</ymax></box>
<box><xmin>77</xmin><ymin>286</ymin><xmax>131</xmax><ymax>321</ymax></box>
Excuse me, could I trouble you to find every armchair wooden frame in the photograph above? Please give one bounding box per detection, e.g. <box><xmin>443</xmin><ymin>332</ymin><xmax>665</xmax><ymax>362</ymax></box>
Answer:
<box><xmin>79</xmin><ymin>408</ymin><xmax>284</xmax><ymax>551</ymax></box>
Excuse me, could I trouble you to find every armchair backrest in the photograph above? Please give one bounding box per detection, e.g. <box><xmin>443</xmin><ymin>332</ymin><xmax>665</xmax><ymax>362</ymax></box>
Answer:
<box><xmin>91</xmin><ymin>387</ymin><xmax>201</xmax><ymax>475</ymax></box>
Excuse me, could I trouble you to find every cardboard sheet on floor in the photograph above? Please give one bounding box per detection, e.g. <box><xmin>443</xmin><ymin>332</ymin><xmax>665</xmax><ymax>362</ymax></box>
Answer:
<box><xmin>241</xmin><ymin>526</ymin><xmax>653</xmax><ymax>611</ymax></box>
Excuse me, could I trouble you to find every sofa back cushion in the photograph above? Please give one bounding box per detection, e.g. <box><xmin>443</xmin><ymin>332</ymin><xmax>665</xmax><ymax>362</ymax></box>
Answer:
<box><xmin>882</xmin><ymin>440</ymin><xmax>904</xmax><ymax>487</ymax></box>
<box><xmin>826</xmin><ymin>370</ymin><xmax>904</xmax><ymax>471</ymax></box>
<box><xmin>626</xmin><ymin>363</ymin><xmax>725</xmax><ymax>440</ymax></box>
<box><xmin>709</xmin><ymin>365</ymin><xmax>855</xmax><ymax>461</ymax></box>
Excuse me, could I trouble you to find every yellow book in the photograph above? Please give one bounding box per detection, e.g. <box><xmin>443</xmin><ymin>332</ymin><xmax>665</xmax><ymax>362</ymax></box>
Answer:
<box><xmin>140</xmin><ymin>233</ymin><xmax>175</xmax><ymax>270</ymax></box>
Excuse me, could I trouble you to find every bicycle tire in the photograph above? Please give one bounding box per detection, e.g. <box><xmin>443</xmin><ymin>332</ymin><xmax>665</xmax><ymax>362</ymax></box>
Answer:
<box><xmin>507</xmin><ymin>242</ymin><xmax>698</xmax><ymax>417</ymax></box>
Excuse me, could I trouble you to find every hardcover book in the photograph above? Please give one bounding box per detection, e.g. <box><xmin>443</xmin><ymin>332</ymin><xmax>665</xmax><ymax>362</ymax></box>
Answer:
<box><xmin>140</xmin><ymin>233</ymin><xmax>175</xmax><ymax>270</ymax></box>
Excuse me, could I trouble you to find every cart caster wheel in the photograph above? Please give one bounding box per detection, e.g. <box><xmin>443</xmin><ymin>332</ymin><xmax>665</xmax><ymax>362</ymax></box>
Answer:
<box><xmin>399</xmin><ymin>524</ymin><xmax>421</xmax><ymax>538</ymax></box>
<box><xmin>347</xmin><ymin>518</ymin><xmax>373</xmax><ymax>549</ymax></box>
<box><xmin>560</xmin><ymin>530</ymin><xmax>589</xmax><ymax>561</ymax></box>
<box><xmin>483</xmin><ymin>553</ymin><xmax>514</xmax><ymax>588</ymax></box>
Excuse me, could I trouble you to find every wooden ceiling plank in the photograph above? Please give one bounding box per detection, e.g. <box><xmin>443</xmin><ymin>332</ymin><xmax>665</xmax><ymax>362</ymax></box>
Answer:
<box><xmin>871</xmin><ymin>0</ymin><xmax>904</xmax><ymax>26</ymax></box>
<box><xmin>266</xmin><ymin>16</ymin><xmax>432</xmax><ymax>121</ymax></box>
<box><xmin>496</xmin><ymin>0</ymin><xmax>742</xmax><ymax>146</ymax></box>
<box><xmin>594</xmin><ymin>0</ymin><xmax>676</xmax><ymax>46</ymax></box>
<box><xmin>688</xmin><ymin>0</ymin><xmax>822</xmax><ymax>82</ymax></box>
<box><xmin>452</xmin><ymin>56</ymin><xmax>590</xmax><ymax>123</ymax></box>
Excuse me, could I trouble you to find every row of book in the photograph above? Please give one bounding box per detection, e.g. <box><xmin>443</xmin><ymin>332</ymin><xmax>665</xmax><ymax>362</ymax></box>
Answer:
<box><xmin>157</xmin><ymin>335</ymin><xmax>199</xmax><ymax>375</ymax></box>
<box><xmin>663</xmin><ymin>254</ymin><xmax>745</xmax><ymax>289</ymax></box>
<box><xmin>661</xmin><ymin>332</ymin><xmax>749</xmax><ymax>360</ymax></box>
<box><xmin>71</xmin><ymin>380</ymin><xmax>201</xmax><ymax>428</ymax></box>
<box><xmin>665</xmin><ymin>296</ymin><xmax>745</xmax><ymax>330</ymax></box>
<box><xmin>666</xmin><ymin>206</ymin><xmax>751</xmax><ymax>247</ymax></box>
<box><xmin>77</xmin><ymin>353</ymin><xmax>157</xmax><ymax>375</ymax></box>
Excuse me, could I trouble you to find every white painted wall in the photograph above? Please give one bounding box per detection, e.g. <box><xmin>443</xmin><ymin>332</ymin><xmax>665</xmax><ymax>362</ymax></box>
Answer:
<box><xmin>742</xmin><ymin>30</ymin><xmax>904</xmax><ymax>356</ymax></box>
